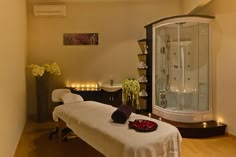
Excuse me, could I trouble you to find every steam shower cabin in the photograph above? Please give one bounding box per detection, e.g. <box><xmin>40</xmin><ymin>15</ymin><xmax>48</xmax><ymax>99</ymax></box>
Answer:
<box><xmin>146</xmin><ymin>15</ymin><xmax>215</xmax><ymax>123</ymax></box>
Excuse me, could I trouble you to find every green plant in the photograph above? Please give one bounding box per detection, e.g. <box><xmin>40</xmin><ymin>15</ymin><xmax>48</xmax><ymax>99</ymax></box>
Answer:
<box><xmin>28</xmin><ymin>62</ymin><xmax>61</xmax><ymax>77</ymax></box>
<box><xmin>122</xmin><ymin>78</ymin><xmax>140</xmax><ymax>106</ymax></box>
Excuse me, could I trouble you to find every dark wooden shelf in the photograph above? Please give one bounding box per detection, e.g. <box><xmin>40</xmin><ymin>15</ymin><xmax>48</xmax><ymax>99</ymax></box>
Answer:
<box><xmin>139</xmin><ymin>96</ymin><xmax>148</xmax><ymax>99</ymax></box>
<box><xmin>139</xmin><ymin>112</ymin><xmax>227</xmax><ymax>138</ymax></box>
<box><xmin>138</xmin><ymin>39</ymin><xmax>146</xmax><ymax>42</ymax></box>
<box><xmin>70</xmin><ymin>88</ymin><xmax>122</xmax><ymax>107</ymax></box>
<box><xmin>137</xmin><ymin>39</ymin><xmax>147</xmax><ymax>53</ymax></box>
<box><xmin>138</xmin><ymin>68</ymin><xmax>148</xmax><ymax>70</ymax></box>
<box><xmin>161</xmin><ymin>117</ymin><xmax>227</xmax><ymax>138</ymax></box>
<box><xmin>138</xmin><ymin>53</ymin><xmax>147</xmax><ymax>57</ymax></box>
<box><xmin>139</xmin><ymin>82</ymin><xmax>148</xmax><ymax>84</ymax></box>
<box><xmin>137</xmin><ymin>38</ymin><xmax>149</xmax><ymax>111</ymax></box>
<box><xmin>177</xmin><ymin>121</ymin><xmax>227</xmax><ymax>138</ymax></box>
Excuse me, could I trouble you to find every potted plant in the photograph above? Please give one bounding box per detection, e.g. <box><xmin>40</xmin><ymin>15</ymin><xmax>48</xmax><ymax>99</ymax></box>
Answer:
<box><xmin>28</xmin><ymin>62</ymin><xmax>61</xmax><ymax>122</ymax></box>
<box><xmin>28</xmin><ymin>62</ymin><xmax>61</xmax><ymax>77</ymax></box>
<box><xmin>122</xmin><ymin>78</ymin><xmax>140</xmax><ymax>109</ymax></box>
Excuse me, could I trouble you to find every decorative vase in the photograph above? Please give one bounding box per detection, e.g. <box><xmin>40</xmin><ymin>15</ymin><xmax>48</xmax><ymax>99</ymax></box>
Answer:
<box><xmin>36</xmin><ymin>74</ymin><xmax>49</xmax><ymax>122</ymax></box>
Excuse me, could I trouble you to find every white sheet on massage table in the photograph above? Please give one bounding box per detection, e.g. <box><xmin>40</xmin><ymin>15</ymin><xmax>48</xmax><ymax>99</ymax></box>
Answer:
<box><xmin>53</xmin><ymin>101</ymin><xmax>182</xmax><ymax>157</ymax></box>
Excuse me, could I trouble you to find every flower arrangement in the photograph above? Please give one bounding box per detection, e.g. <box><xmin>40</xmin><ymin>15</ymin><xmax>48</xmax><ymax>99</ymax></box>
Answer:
<box><xmin>122</xmin><ymin>78</ymin><xmax>140</xmax><ymax>106</ymax></box>
<box><xmin>28</xmin><ymin>62</ymin><xmax>61</xmax><ymax>77</ymax></box>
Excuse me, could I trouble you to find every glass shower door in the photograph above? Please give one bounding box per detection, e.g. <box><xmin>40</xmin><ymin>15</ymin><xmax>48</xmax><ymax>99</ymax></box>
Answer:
<box><xmin>155</xmin><ymin>24</ymin><xmax>179</xmax><ymax>109</ymax></box>
<box><xmin>155</xmin><ymin>22</ymin><xmax>210</xmax><ymax>112</ymax></box>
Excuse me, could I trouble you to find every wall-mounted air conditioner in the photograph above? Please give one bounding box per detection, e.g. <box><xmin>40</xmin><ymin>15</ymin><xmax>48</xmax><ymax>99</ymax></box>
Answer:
<box><xmin>33</xmin><ymin>5</ymin><xmax>67</xmax><ymax>16</ymax></box>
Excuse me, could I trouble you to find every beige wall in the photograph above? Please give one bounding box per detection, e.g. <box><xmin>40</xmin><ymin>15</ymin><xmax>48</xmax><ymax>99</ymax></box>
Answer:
<box><xmin>181</xmin><ymin>0</ymin><xmax>212</xmax><ymax>14</ymax></box>
<box><xmin>0</xmin><ymin>1</ymin><xmax>27</xmax><ymax>157</ymax></box>
<box><xmin>196</xmin><ymin>0</ymin><xmax>236</xmax><ymax>135</ymax></box>
<box><xmin>27</xmin><ymin>0</ymin><xmax>181</xmax><ymax>115</ymax></box>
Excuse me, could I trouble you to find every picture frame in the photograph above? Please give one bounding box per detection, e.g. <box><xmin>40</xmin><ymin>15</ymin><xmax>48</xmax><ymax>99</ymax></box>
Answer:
<box><xmin>63</xmin><ymin>33</ymin><xmax>99</xmax><ymax>45</ymax></box>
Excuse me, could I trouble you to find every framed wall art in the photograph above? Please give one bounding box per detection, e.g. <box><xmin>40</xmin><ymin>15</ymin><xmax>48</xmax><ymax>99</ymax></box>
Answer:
<box><xmin>63</xmin><ymin>33</ymin><xmax>99</xmax><ymax>45</ymax></box>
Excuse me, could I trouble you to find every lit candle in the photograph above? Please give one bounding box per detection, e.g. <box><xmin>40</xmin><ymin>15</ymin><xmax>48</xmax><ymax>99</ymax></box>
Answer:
<box><xmin>65</xmin><ymin>82</ymin><xmax>70</xmax><ymax>88</ymax></box>
<box><xmin>203</xmin><ymin>122</ymin><xmax>207</xmax><ymax>128</ymax></box>
<box><xmin>85</xmin><ymin>84</ymin><xmax>89</xmax><ymax>90</ymax></box>
<box><xmin>76</xmin><ymin>84</ymin><xmax>80</xmax><ymax>90</ymax></box>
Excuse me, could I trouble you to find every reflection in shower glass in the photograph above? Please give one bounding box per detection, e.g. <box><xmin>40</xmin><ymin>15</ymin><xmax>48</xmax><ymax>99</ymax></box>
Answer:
<box><xmin>155</xmin><ymin>22</ymin><xmax>209</xmax><ymax>112</ymax></box>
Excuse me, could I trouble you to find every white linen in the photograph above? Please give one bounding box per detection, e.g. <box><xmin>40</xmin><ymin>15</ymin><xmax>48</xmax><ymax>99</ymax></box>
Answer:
<box><xmin>60</xmin><ymin>93</ymin><xmax>84</xmax><ymax>104</ymax></box>
<box><xmin>53</xmin><ymin>101</ymin><xmax>182</xmax><ymax>157</ymax></box>
<box><xmin>52</xmin><ymin>89</ymin><xmax>71</xmax><ymax>102</ymax></box>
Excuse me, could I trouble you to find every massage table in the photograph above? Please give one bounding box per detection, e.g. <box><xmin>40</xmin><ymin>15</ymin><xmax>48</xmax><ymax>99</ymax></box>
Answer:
<box><xmin>53</xmin><ymin>101</ymin><xmax>182</xmax><ymax>157</ymax></box>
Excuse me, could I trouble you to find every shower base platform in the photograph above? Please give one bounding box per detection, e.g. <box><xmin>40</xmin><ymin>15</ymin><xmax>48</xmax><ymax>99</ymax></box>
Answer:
<box><xmin>139</xmin><ymin>111</ymin><xmax>227</xmax><ymax>138</ymax></box>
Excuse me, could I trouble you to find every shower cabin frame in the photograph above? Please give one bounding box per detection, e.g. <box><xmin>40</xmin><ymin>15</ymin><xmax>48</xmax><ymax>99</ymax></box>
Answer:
<box><xmin>148</xmin><ymin>15</ymin><xmax>215</xmax><ymax>123</ymax></box>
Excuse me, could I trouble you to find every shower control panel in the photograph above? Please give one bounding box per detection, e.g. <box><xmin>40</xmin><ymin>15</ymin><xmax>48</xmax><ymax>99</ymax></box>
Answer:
<box><xmin>159</xmin><ymin>91</ymin><xmax>167</xmax><ymax>108</ymax></box>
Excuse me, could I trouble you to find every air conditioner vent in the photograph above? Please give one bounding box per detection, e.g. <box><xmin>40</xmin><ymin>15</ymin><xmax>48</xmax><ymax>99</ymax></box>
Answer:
<box><xmin>33</xmin><ymin>5</ymin><xmax>67</xmax><ymax>16</ymax></box>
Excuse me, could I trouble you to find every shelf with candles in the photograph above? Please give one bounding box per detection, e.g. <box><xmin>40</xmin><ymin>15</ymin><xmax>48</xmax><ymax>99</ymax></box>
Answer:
<box><xmin>66</xmin><ymin>82</ymin><xmax>122</xmax><ymax>107</ymax></box>
<box><xmin>141</xmin><ymin>113</ymin><xmax>227</xmax><ymax>138</ymax></box>
<box><xmin>67</xmin><ymin>83</ymin><xmax>100</xmax><ymax>91</ymax></box>
<box><xmin>69</xmin><ymin>87</ymin><xmax>102</xmax><ymax>103</ymax></box>
<box><xmin>136</xmin><ymin>38</ymin><xmax>149</xmax><ymax>112</ymax></box>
